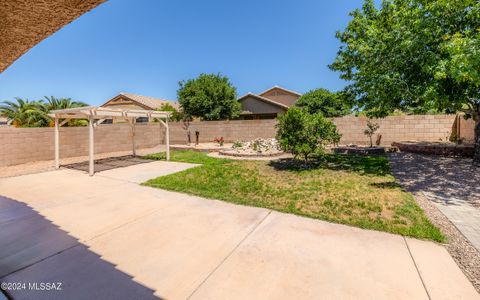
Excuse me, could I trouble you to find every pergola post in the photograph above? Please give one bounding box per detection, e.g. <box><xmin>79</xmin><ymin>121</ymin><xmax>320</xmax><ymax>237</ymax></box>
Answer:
<box><xmin>54</xmin><ymin>117</ymin><xmax>60</xmax><ymax>169</ymax></box>
<box><xmin>165</xmin><ymin>117</ymin><xmax>170</xmax><ymax>161</ymax></box>
<box><xmin>131</xmin><ymin>118</ymin><xmax>136</xmax><ymax>156</ymax></box>
<box><xmin>88</xmin><ymin>116</ymin><xmax>95</xmax><ymax>176</ymax></box>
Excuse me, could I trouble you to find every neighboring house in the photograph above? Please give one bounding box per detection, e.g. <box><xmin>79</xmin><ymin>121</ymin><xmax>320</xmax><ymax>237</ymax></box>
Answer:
<box><xmin>101</xmin><ymin>92</ymin><xmax>179</xmax><ymax>123</ymax></box>
<box><xmin>0</xmin><ymin>117</ymin><xmax>9</xmax><ymax>126</ymax></box>
<box><xmin>238</xmin><ymin>86</ymin><xmax>302</xmax><ymax>119</ymax></box>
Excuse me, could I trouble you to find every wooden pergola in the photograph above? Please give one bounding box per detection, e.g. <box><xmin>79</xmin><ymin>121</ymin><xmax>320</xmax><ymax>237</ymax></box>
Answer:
<box><xmin>49</xmin><ymin>106</ymin><xmax>171</xmax><ymax>176</ymax></box>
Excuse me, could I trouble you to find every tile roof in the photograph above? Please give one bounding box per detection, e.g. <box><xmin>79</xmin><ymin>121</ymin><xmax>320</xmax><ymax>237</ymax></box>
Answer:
<box><xmin>258</xmin><ymin>85</ymin><xmax>302</xmax><ymax>97</ymax></box>
<box><xmin>103</xmin><ymin>93</ymin><xmax>180</xmax><ymax>110</ymax></box>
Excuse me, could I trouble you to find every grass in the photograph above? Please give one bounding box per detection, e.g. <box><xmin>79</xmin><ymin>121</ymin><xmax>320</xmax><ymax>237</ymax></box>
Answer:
<box><xmin>143</xmin><ymin>150</ymin><xmax>444</xmax><ymax>242</ymax></box>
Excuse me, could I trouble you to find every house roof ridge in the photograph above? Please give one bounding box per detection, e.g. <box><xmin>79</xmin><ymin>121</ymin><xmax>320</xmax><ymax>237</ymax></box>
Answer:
<box><xmin>258</xmin><ymin>85</ymin><xmax>302</xmax><ymax>97</ymax></box>
<box><xmin>237</xmin><ymin>93</ymin><xmax>290</xmax><ymax>109</ymax></box>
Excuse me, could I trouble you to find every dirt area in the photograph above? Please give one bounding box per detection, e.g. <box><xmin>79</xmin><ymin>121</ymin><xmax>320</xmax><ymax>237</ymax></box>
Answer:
<box><xmin>0</xmin><ymin>146</ymin><xmax>164</xmax><ymax>178</ymax></box>
<box><xmin>171</xmin><ymin>143</ymin><xmax>232</xmax><ymax>152</ymax></box>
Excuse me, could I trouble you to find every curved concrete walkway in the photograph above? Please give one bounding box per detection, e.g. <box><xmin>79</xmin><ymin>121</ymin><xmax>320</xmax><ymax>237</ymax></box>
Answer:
<box><xmin>0</xmin><ymin>162</ymin><xmax>478</xmax><ymax>299</ymax></box>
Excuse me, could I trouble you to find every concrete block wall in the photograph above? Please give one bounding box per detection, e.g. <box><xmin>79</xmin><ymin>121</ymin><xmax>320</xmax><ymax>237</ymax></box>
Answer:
<box><xmin>168</xmin><ymin>119</ymin><xmax>278</xmax><ymax>144</ymax></box>
<box><xmin>457</xmin><ymin>117</ymin><xmax>476</xmax><ymax>143</ymax></box>
<box><xmin>0</xmin><ymin>116</ymin><xmax>475</xmax><ymax>167</ymax></box>
<box><xmin>332</xmin><ymin>115</ymin><xmax>459</xmax><ymax>146</ymax></box>
<box><xmin>0</xmin><ymin>124</ymin><xmax>165</xmax><ymax>167</ymax></box>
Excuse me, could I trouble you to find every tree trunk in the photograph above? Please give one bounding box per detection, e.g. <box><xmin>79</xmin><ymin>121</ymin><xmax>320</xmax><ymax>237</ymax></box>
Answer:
<box><xmin>474</xmin><ymin>119</ymin><xmax>480</xmax><ymax>166</ymax></box>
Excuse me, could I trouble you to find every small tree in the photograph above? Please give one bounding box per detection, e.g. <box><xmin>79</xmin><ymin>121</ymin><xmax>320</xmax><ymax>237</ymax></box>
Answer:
<box><xmin>158</xmin><ymin>103</ymin><xmax>182</xmax><ymax>122</ymax></box>
<box><xmin>364</xmin><ymin>120</ymin><xmax>380</xmax><ymax>147</ymax></box>
<box><xmin>277</xmin><ymin>107</ymin><xmax>341</xmax><ymax>163</ymax></box>
<box><xmin>295</xmin><ymin>88</ymin><xmax>352</xmax><ymax>117</ymax></box>
<box><xmin>177</xmin><ymin>73</ymin><xmax>240</xmax><ymax>121</ymax></box>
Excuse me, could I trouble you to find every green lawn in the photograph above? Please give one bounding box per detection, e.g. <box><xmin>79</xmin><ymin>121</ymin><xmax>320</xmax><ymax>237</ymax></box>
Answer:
<box><xmin>143</xmin><ymin>150</ymin><xmax>444</xmax><ymax>242</ymax></box>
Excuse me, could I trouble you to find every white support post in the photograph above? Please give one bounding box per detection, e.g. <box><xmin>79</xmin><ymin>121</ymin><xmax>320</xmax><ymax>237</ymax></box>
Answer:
<box><xmin>88</xmin><ymin>117</ymin><xmax>95</xmax><ymax>176</ymax></box>
<box><xmin>54</xmin><ymin>117</ymin><xmax>60</xmax><ymax>169</ymax></box>
<box><xmin>165</xmin><ymin>117</ymin><xmax>170</xmax><ymax>161</ymax></box>
<box><xmin>131</xmin><ymin>118</ymin><xmax>136</xmax><ymax>156</ymax></box>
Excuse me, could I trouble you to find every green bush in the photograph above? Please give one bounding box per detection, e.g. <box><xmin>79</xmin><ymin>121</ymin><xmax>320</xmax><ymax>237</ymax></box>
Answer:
<box><xmin>276</xmin><ymin>107</ymin><xmax>341</xmax><ymax>162</ymax></box>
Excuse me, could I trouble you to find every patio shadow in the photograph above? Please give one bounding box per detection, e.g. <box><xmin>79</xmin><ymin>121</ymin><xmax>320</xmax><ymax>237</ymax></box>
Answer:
<box><xmin>0</xmin><ymin>195</ymin><xmax>161</xmax><ymax>300</ymax></box>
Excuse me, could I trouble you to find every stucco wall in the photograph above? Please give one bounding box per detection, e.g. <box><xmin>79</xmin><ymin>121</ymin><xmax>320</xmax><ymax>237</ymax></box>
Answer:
<box><xmin>239</xmin><ymin>96</ymin><xmax>287</xmax><ymax>115</ymax></box>
<box><xmin>1</xmin><ymin>0</ymin><xmax>105</xmax><ymax>72</ymax></box>
<box><xmin>0</xmin><ymin>115</ymin><xmax>475</xmax><ymax>167</ymax></box>
<box><xmin>260</xmin><ymin>89</ymin><xmax>299</xmax><ymax>107</ymax></box>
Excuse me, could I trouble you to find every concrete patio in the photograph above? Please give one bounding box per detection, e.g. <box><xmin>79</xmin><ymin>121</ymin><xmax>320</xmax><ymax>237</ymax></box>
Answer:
<box><xmin>0</xmin><ymin>161</ymin><xmax>478</xmax><ymax>299</ymax></box>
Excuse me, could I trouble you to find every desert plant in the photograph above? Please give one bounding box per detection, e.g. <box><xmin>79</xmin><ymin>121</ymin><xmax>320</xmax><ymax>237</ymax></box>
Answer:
<box><xmin>232</xmin><ymin>140</ymin><xmax>243</xmax><ymax>148</ymax></box>
<box><xmin>214</xmin><ymin>137</ymin><xmax>224</xmax><ymax>146</ymax></box>
<box><xmin>277</xmin><ymin>107</ymin><xmax>341</xmax><ymax>163</ymax></box>
<box><xmin>364</xmin><ymin>120</ymin><xmax>380</xmax><ymax>147</ymax></box>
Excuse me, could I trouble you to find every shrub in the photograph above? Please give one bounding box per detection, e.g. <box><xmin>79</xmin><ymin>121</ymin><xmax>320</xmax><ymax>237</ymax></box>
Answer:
<box><xmin>276</xmin><ymin>107</ymin><xmax>341</xmax><ymax>163</ymax></box>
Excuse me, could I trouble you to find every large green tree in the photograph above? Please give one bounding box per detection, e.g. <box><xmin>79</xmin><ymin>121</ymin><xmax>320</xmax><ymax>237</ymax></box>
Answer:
<box><xmin>177</xmin><ymin>73</ymin><xmax>240</xmax><ymax>121</ymax></box>
<box><xmin>295</xmin><ymin>88</ymin><xmax>352</xmax><ymax>117</ymax></box>
<box><xmin>330</xmin><ymin>0</ymin><xmax>480</xmax><ymax>165</ymax></box>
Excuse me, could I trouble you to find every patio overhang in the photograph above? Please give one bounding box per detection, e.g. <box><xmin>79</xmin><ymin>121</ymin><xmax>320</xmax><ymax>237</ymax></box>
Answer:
<box><xmin>49</xmin><ymin>106</ymin><xmax>171</xmax><ymax>176</ymax></box>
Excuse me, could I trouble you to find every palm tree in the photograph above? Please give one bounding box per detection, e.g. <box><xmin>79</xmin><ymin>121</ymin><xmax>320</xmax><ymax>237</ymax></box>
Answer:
<box><xmin>43</xmin><ymin>96</ymin><xmax>89</xmax><ymax>127</ymax></box>
<box><xmin>44</xmin><ymin>96</ymin><xmax>88</xmax><ymax>110</ymax></box>
<box><xmin>0</xmin><ymin>98</ymin><xmax>50</xmax><ymax>127</ymax></box>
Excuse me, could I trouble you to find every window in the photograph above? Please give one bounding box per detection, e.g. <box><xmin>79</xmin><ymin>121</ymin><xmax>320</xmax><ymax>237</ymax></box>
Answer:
<box><xmin>136</xmin><ymin>117</ymin><xmax>149</xmax><ymax>123</ymax></box>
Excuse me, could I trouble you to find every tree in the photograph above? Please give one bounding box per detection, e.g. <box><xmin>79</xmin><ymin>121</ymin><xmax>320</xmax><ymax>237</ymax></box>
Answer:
<box><xmin>177</xmin><ymin>73</ymin><xmax>240</xmax><ymax>121</ymax></box>
<box><xmin>44</xmin><ymin>96</ymin><xmax>87</xmax><ymax>111</ymax></box>
<box><xmin>44</xmin><ymin>96</ymin><xmax>89</xmax><ymax>126</ymax></box>
<box><xmin>330</xmin><ymin>0</ymin><xmax>480</xmax><ymax>165</ymax></box>
<box><xmin>295</xmin><ymin>88</ymin><xmax>352</xmax><ymax>117</ymax></box>
<box><xmin>276</xmin><ymin>107</ymin><xmax>341</xmax><ymax>163</ymax></box>
<box><xmin>364</xmin><ymin>120</ymin><xmax>380</xmax><ymax>147</ymax></box>
<box><xmin>0</xmin><ymin>98</ymin><xmax>49</xmax><ymax>127</ymax></box>
<box><xmin>158</xmin><ymin>103</ymin><xmax>182</xmax><ymax>122</ymax></box>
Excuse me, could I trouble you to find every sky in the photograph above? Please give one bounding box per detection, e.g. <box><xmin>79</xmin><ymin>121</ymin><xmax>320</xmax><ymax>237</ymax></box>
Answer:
<box><xmin>0</xmin><ymin>0</ymin><xmax>368</xmax><ymax>105</ymax></box>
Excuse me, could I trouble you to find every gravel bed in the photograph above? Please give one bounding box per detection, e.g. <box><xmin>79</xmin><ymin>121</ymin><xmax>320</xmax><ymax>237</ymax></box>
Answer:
<box><xmin>414</xmin><ymin>192</ymin><xmax>480</xmax><ymax>293</ymax></box>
